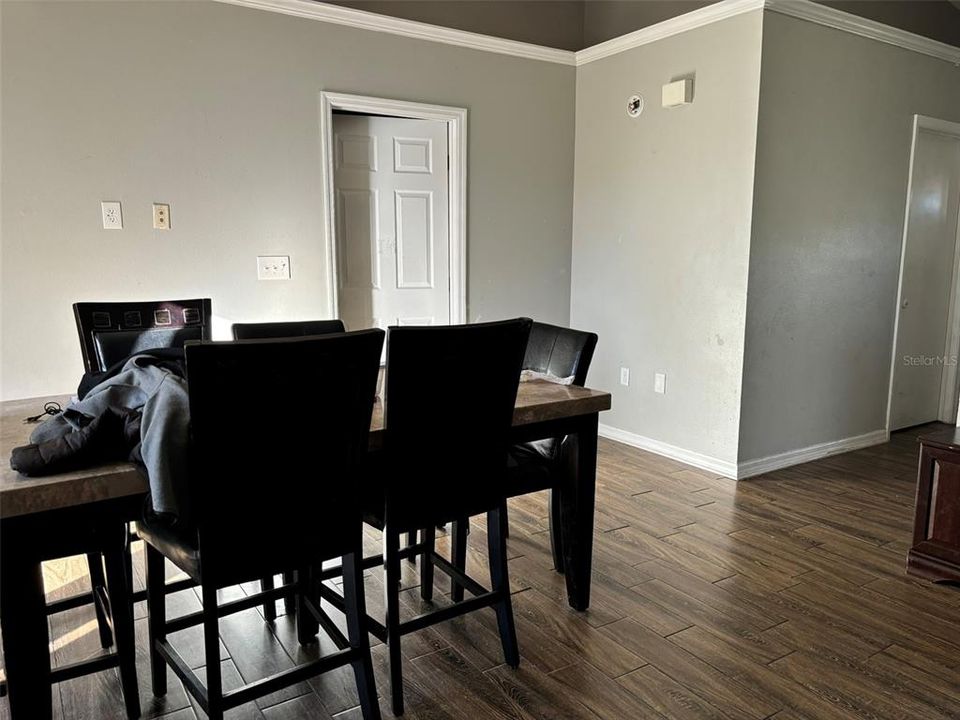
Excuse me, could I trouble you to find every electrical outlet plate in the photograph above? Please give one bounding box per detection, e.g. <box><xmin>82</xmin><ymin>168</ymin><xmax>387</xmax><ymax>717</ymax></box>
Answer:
<box><xmin>153</xmin><ymin>203</ymin><xmax>171</xmax><ymax>230</ymax></box>
<box><xmin>654</xmin><ymin>373</ymin><xmax>666</xmax><ymax>394</ymax></box>
<box><xmin>257</xmin><ymin>255</ymin><xmax>290</xmax><ymax>280</ymax></box>
<box><xmin>101</xmin><ymin>201</ymin><xmax>122</xmax><ymax>230</ymax></box>
<box><xmin>619</xmin><ymin>367</ymin><xmax>630</xmax><ymax>386</ymax></box>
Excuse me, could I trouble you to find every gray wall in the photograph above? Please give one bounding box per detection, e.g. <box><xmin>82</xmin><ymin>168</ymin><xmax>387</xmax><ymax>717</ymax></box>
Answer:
<box><xmin>570</xmin><ymin>11</ymin><xmax>763</xmax><ymax>465</ymax></box>
<box><xmin>331</xmin><ymin>1</ymin><xmax>586</xmax><ymax>50</ymax></box>
<box><xmin>0</xmin><ymin>0</ymin><xmax>575</xmax><ymax>400</ymax></box>
<box><xmin>738</xmin><ymin>11</ymin><xmax>960</xmax><ymax>461</ymax></box>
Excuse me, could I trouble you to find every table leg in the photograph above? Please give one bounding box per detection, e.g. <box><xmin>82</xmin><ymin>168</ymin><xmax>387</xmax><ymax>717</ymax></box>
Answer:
<box><xmin>0</xmin><ymin>541</ymin><xmax>52</xmax><ymax>720</ymax></box>
<box><xmin>561</xmin><ymin>412</ymin><xmax>598</xmax><ymax>611</ymax></box>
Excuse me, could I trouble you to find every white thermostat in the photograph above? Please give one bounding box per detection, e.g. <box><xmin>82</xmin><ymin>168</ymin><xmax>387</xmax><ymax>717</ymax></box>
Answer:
<box><xmin>626</xmin><ymin>94</ymin><xmax>644</xmax><ymax>118</ymax></box>
<box><xmin>662</xmin><ymin>78</ymin><xmax>694</xmax><ymax>108</ymax></box>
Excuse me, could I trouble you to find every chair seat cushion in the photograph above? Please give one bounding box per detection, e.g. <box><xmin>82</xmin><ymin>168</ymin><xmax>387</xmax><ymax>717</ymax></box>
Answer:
<box><xmin>506</xmin><ymin>441</ymin><xmax>557</xmax><ymax>498</ymax></box>
<box><xmin>136</xmin><ymin>517</ymin><xmax>201</xmax><ymax>581</ymax></box>
<box><xmin>362</xmin><ymin>448</ymin><xmax>510</xmax><ymax>531</ymax></box>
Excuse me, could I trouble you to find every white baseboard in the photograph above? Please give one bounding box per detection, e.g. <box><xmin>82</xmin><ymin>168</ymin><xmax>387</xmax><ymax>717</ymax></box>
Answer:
<box><xmin>598</xmin><ymin>424</ymin><xmax>738</xmax><ymax>479</ymax></box>
<box><xmin>736</xmin><ymin>428</ymin><xmax>889</xmax><ymax>479</ymax></box>
<box><xmin>599</xmin><ymin>423</ymin><xmax>890</xmax><ymax>481</ymax></box>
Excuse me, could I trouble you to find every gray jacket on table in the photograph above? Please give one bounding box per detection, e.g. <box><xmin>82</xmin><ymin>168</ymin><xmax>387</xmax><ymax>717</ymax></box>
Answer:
<box><xmin>31</xmin><ymin>354</ymin><xmax>190</xmax><ymax>519</ymax></box>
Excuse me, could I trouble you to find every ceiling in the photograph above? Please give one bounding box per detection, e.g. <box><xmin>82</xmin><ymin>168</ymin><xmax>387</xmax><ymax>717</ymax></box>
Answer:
<box><xmin>327</xmin><ymin>0</ymin><xmax>960</xmax><ymax>50</ymax></box>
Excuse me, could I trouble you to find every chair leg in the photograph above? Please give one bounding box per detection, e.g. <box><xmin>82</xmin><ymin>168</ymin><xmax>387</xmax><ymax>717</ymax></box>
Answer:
<box><xmin>144</xmin><ymin>544</ymin><xmax>167</xmax><ymax>697</ymax></box>
<box><xmin>103</xmin><ymin>538</ymin><xmax>140</xmax><ymax>720</ymax></box>
<box><xmin>201</xmin><ymin>581</ymin><xmax>224</xmax><ymax>720</ymax></box>
<box><xmin>260</xmin><ymin>574</ymin><xmax>277</xmax><ymax>622</ymax></box>
<box><xmin>500</xmin><ymin>504</ymin><xmax>510</xmax><ymax>540</ymax></box>
<box><xmin>384</xmin><ymin>528</ymin><xmax>404</xmax><ymax>716</ymax></box>
<box><xmin>405</xmin><ymin>530</ymin><xmax>417</xmax><ymax>563</ymax></box>
<box><xmin>296</xmin><ymin>566</ymin><xmax>319</xmax><ymax>645</ymax></box>
<box><xmin>487</xmin><ymin>505</ymin><xmax>519</xmax><ymax>668</ymax></box>
<box><xmin>420</xmin><ymin>526</ymin><xmax>435</xmax><ymax>602</ymax></box>
<box><xmin>123</xmin><ymin>530</ymin><xmax>135</xmax><ymax>597</ymax></box>
<box><xmin>282</xmin><ymin>570</ymin><xmax>296</xmax><ymax>614</ymax></box>
<box><xmin>450</xmin><ymin>517</ymin><xmax>468</xmax><ymax>603</ymax></box>
<box><xmin>87</xmin><ymin>551</ymin><xmax>113</xmax><ymax>648</ymax></box>
<box><xmin>548</xmin><ymin>489</ymin><xmax>565</xmax><ymax>573</ymax></box>
<box><xmin>343</xmin><ymin>550</ymin><xmax>382</xmax><ymax>720</ymax></box>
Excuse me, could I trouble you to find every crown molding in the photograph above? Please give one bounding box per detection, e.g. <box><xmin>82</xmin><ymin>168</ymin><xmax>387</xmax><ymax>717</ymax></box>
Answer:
<box><xmin>575</xmin><ymin>0</ymin><xmax>764</xmax><ymax>65</ymax></box>
<box><xmin>213</xmin><ymin>0</ymin><xmax>576</xmax><ymax>65</ymax></box>
<box><xmin>214</xmin><ymin>0</ymin><xmax>960</xmax><ymax>68</ymax></box>
<box><xmin>765</xmin><ymin>0</ymin><xmax>960</xmax><ymax>65</ymax></box>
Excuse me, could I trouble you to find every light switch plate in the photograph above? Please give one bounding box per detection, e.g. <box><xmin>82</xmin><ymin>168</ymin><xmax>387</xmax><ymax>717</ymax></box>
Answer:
<box><xmin>257</xmin><ymin>255</ymin><xmax>290</xmax><ymax>280</ymax></box>
<box><xmin>654</xmin><ymin>373</ymin><xmax>666</xmax><ymax>394</ymax></box>
<box><xmin>619</xmin><ymin>367</ymin><xmax>630</xmax><ymax>386</ymax></box>
<box><xmin>153</xmin><ymin>203</ymin><xmax>171</xmax><ymax>230</ymax></box>
<box><xmin>101</xmin><ymin>201</ymin><xmax>122</xmax><ymax>230</ymax></box>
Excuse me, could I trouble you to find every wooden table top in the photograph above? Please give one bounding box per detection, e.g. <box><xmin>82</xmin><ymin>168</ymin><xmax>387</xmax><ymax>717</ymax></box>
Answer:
<box><xmin>1</xmin><ymin>381</ymin><xmax>611</xmax><ymax>519</ymax></box>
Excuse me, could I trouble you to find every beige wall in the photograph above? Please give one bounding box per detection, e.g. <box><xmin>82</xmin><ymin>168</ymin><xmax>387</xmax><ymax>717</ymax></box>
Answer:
<box><xmin>0</xmin><ymin>0</ymin><xmax>576</xmax><ymax>400</ymax></box>
<box><xmin>738</xmin><ymin>11</ymin><xmax>960</xmax><ymax>461</ymax></box>
<box><xmin>570</xmin><ymin>11</ymin><xmax>763</xmax><ymax>466</ymax></box>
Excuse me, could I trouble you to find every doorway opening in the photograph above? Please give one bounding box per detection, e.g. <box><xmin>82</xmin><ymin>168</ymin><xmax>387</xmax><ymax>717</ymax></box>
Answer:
<box><xmin>887</xmin><ymin>115</ymin><xmax>960</xmax><ymax>432</ymax></box>
<box><xmin>319</xmin><ymin>92</ymin><xmax>467</xmax><ymax>338</ymax></box>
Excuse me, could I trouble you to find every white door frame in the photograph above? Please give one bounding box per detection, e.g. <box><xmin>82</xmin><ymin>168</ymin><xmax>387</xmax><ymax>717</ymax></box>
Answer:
<box><xmin>886</xmin><ymin>114</ymin><xmax>960</xmax><ymax>433</ymax></box>
<box><xmin>319</xmin><ymin>91</ymin><xmax>467</xmax><ymax>324</ymax></box>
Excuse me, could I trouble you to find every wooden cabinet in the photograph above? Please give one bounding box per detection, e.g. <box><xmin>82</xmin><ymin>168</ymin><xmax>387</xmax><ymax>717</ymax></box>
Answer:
<box><xmin>908</xmin><ymin>428</ymin><xmax>960</xmax><ymax>582</ymax></box>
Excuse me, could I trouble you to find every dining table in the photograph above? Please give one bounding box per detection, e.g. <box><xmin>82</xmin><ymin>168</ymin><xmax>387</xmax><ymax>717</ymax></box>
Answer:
<box><xmin>0</xmin><ymin>379</ymin><xmax>611</xmax><ymax>718</ymax></box>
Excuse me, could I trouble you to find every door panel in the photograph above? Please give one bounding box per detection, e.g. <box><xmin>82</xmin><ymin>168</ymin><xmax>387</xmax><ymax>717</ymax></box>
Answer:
<box><xmin>891</xmin><ymin>129</ymin><xmax>960</xmax><ymax>430</ymax></box>
<box><xmin>395</xmin><ymin>190</ymin><xmax>434</xmax><ymax>289</ymax></box>
<box><xmin>333</xmin><ymin>114</ymin><xmax>450</xmax><ymax>338</ymax></box>
<box><xmin>338</xmin><ymin>189</ymin><xmax>380</xmax><ymax>290</ymax></box>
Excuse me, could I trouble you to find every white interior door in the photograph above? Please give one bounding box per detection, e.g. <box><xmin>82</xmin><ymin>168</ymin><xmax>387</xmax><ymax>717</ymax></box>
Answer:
<box><xmin>333</xmin><ymin>114</ymin><xmax>450</xmax><ymax>338</ymax></box>
<box><xmin>890</xmin><ymin>127</ymin><xmax>960</xmax><ymax>430</ymax></box>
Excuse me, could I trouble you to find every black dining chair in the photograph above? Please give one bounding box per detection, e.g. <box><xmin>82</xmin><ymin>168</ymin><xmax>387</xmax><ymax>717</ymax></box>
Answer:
<box><xmin>66</xmin><ymin>298</ymin><xmax>211</xmax><ymax>649</ymax></box>
<box><xmin>347</xmin><ymin>318</ymin><xmax>531</xmax><ymax>716</ymax></box>
<box><xmin>231</xmin><ymin>319</ymin><xmax>345</xmax><ymax>339</ymax></box>
<box><xmin>0</xmin><ymin>523</ymin><xmax>140</xmax><ymax>719</ymax></box>
<box><xmin>74</xmin><ymin>298</ymin><xmax>212</xmax><ymax>374</ymax></box>
<box><xmin>449</xmin><ymin>321</ymin><xmax>597</xmax><ymax>600</ymax></box>
<box><xmin>139</xmin><ymin>330</ymin><xmax>384</xmax><ymax>720</ymax></box>
<box><xmin>231</xmin><ymin>318</ymin><xmax>348</xmax><ymax>618</ymax></box>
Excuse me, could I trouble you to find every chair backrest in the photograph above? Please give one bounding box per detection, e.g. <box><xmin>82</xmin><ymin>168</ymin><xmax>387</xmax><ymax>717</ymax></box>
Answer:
<box><xmin>73</xmin><ymin>299</ymin><xmax>212</xmax><ymax>373</ymax></box>
<box><xmin>231</xmin><ymin>319</ymin><xmax>345</xmax><ymax>340</ymax></box>
<box><xmin>523</xmin><ymin>321</ymin><xmax>598</xmax><ymax>387</ymax></box>
<box><xmin>384</xmin><ymin>318</ymin><xmax>532</xmax><ymax>529</ymax></box>
<box><xmin>184</xmin><ymin>330</ymin><xmax>383</xmax><ymax>586</ymax></box>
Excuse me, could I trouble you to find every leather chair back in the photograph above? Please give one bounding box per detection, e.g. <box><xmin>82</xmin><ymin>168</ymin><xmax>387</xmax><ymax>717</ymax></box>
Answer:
<box><xmin>523</xmin><ymin>322</ymin><xmax>598</xmax><ymax>387</ymax></box>
<box><xmin>383</xmin><ymin>318</ymin><xmax>531</xmax><ymax>529</ymax></box>
<box><xmin>74</xmin><ymin>299</ymin><xmax>212</xmax><ymax>373</ymax></box>
<box><xmin>185</xmin><ymin>330</ymin><xmax>383</xmax><ymax>586</ymax></box>
<box><xmin>231</xmin><ymin>319</ymin><xmax>345</xmax><ymax>340</ymax></box>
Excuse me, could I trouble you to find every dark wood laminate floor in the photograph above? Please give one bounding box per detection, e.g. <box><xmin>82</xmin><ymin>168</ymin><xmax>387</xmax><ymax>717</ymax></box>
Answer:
<box><xmin>2</xmin><ymin>424</ymin><xmax>959</xmax><ymax>720</ymax></box>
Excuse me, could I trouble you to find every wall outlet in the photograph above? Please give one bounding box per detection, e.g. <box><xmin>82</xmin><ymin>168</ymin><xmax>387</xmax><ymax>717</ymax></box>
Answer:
<box><xmin>101</xmin><ymin>201</ymin><xmax>122</xmax><ymax>230</ymax></box>
<box><xmin>654</xmin><ymin>372</ymin><xmax>666</xmax><ymax>394</ymax></box>
<box><xmin>153</xmin><ymin>203</ymin><xmax>171</xmax><ymax>230</ymax></box>
<box><xmin>619</xmin><ymin>367</ymin><xmax>630</xmax><ymax>386</ymax></box>
<box><xmin>257</xmin><ymin>255</ymin><xmax>290</xmax><ymax>280</ymax></box>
